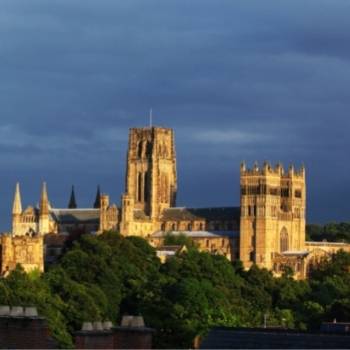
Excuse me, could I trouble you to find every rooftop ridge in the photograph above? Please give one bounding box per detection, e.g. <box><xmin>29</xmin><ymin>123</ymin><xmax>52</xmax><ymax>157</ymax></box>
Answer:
<box><xmin>166</xmin><ymin>206</ymin><xmax>239</xmax><ymax>210</ymax></box>
<box><xmin>51</xmin><ymin>208</ymin><xmax>100</xmax><ymax>211</ymax></box>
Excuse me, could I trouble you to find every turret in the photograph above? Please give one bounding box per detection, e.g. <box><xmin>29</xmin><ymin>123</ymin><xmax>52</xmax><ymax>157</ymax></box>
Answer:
<box><xmin>98</xmin><ymin>194</ymin><xmax>118</xmax><ymax>233</ymax></box>
<box><xmin>240</xmin><ymin>161</ymin><xmax>246</xmax><ymax>174</ymax></box>
<box><xmin>68</xmin><ymin>186</ymin><xmax>77</xmax><ymax>209</ymax></box>
<box><xmin>94</xmin><ymin>186</ymin><xmax>101</xmax><ymax>209</ymax></box>
<box><xmin>39</xmin><ymin>182</ymin><xmax>50</xmax><ymax>234</ymax></box>
<box><xmin>12</xmin><ymin>182</ymin><xmax>22</xmax><ymax>216</ymax></box>
<box><xmin>288</xmin><ymin>164</ymin><xmax>295</xmax><ymax>176</ymax></box>
<box><xmin>12</xmin><ymin>182</ymin><xmax>22</xmax><ymax>235</ymax></box>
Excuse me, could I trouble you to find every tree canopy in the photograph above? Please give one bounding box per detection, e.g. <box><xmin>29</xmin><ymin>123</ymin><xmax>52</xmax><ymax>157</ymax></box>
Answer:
<box><xmin>1</xmin><ymin>232</ymin><xmax>350</xmax><ymax>348</ymax></box>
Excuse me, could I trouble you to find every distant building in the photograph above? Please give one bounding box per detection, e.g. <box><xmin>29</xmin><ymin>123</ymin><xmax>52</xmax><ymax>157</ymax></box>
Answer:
<box><xmin>2</xmin><ymin>125</ymin><xmax>350</xmax><ymax>277</ymax></box>
<box><xmin>11</xmin><ymin>183</ymin><xmax>118</xmax><ymax>236</ymax></box>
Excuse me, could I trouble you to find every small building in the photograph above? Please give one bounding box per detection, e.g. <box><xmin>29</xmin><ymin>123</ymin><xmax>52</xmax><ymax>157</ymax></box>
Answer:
<box><xmin>155</xmin><ymin>245</ymin><xmax>187</xmax><ymax>263</ymax></box>
<box><xmin>0</xmin><ymin>233</ymin><xmax>44</xmax><ymax>275</ymax></box>
<box><xmin>151</xmin><ymin>230</ymin><xmax>239</xmax><ymax>261</ymax></box>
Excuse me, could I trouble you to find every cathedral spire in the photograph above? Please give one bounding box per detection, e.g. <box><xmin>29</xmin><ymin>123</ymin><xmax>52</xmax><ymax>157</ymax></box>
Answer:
<box><xmin>94</xmin><ymin>185</ymin><xmax>101</xmax><ymax>208</ymax></box>
<box><xmin>68</xmin><ymin>185</ymin><xmax>77</xmax><ymax>209</ymax></box>
<box><xmin>40</xmin><ymin>182</ymin><xmax>49</xmax><ymax>215</ymax></box>
<box><xmin>12</xmin><ymin>182</ymin><xmax>22</xmax><ymax>215</ymax></box>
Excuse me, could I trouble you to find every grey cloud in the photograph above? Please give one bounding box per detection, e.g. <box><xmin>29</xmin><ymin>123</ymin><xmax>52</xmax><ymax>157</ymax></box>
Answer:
<box><xmin>0</xmin><ymin>0</ymin><xmax>349</xmax><ymax>229</ymax></box>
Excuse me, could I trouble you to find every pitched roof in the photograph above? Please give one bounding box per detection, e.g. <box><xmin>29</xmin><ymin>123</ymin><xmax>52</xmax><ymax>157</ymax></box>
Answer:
<box><xmin>152</xmin><ymin>230</ymin><xmax>239</xmax><ymax>238</ymax></box>
<box><xmin>161</xmin><ymin>207</ymin><xmax>240</xmax><ymax>222</ymax></box>
<box><xmin>50</xmin><ymin>209</ymin><xmax>100</xmax><ymax>224</ymax></box>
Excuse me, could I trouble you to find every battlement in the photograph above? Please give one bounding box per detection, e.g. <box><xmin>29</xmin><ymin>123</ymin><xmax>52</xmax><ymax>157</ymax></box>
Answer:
<box><xmin>240</xmin><ymin>161</ymin><xmax>305</xmax><ymax>179</ymax></box>
<box><xmin>129</xmin><ymin>126</ymin><xmax>173</xmax><ymax>137</ymax></box>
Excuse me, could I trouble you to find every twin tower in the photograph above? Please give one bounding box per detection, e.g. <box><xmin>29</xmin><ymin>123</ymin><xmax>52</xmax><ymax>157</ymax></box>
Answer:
<box><xmin>120</xmin><ymin>126</ymin><xmax>306</xmax><ymax>274</ymax></box>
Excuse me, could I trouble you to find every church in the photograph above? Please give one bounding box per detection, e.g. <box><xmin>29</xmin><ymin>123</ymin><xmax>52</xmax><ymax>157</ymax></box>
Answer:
<box><xmin>3</xmin><ymin>126</ymin><xmax>350</xmax><ymax>278</ymax></box>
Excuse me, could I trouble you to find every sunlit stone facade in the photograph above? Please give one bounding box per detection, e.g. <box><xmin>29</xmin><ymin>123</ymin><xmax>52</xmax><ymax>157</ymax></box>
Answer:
<box><xmin>2</xmin><ymin>125</ymin><xmax>350</xmax><ymax>278</ymax></box>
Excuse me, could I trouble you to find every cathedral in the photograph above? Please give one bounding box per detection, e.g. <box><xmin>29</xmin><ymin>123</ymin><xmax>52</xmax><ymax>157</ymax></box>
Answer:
<box><xmin>3</xmin><ymin>126</ymin><xmax>350</xmax><ymax>278</ymax></box>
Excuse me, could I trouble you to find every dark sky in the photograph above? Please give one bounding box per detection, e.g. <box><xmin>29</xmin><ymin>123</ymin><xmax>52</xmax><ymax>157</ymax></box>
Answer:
<box><xmin>0</xmin><ymin>0</ymin><xmax>349</xmax><ymax>230</ymax></box>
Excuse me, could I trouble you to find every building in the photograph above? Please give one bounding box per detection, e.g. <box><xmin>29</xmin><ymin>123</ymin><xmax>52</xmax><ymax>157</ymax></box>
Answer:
<box><xmin>2</xmin><ymin>125</ymin><xmax>350</xmax><ymax>277</ymax></box>
<box><xmin>11</xmin><ymin>183</ymin><xmax>118</xmax><ymax>236</ymax></box>
<box><xmin>0</xmin><ymin>234</ymin><xmax>44</xmax><ymax>275</ymax></box>
<box><xmin>199</xmin><ymin>326</ymin><xmax>350</xmax><ymax>349</ymax></box>
<box><xmin>239</xmin><ymin>162</ymin><xmax>306</xmax><ymax>271</ymax></box>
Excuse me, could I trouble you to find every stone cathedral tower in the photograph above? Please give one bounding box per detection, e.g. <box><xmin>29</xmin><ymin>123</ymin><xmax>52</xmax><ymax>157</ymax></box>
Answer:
<box><xmin>120</xmin><ymin>127</ymin><xmax>177</xmax><ymax>236</ymax></box>
<box><xmin>239</xmin><ymin>162</ymin><xmax>306</xmax><ymax>270</ymax></box>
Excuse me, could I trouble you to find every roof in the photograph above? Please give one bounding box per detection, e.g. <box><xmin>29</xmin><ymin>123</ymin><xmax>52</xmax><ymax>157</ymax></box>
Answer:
<box><xmin>50</xmin><ymin>209</ymin><xmax>100</xmax><ymax>224</ymax></box>
<box><xmin>161</xmin><ymin>207</ymin><xmax>240</xmax><ymax>222</ymax></box>
<box><xmin>306</xmin><ymin>241</ymin><xmax>350</xmax><ymax>247</ymax></box>
<box><xmin>156</xmin><ymin>245</ymin><xmax>186</xmax><ymax>258</ymax></box>
<box><xmin>200</xmin><ymin>327</ymin><xmax>350</xmax><ymax>349</ymax></box>
<box><xmin>133</xmin><ymin>209</ymin><xmax>150</xmax><ymax>221</ymax></box>
<box><xmin>152</xmin><ymin>230</ymin><xmax>239</xmax><ymax>238</ymax></box>
<box><xmin>156</xmin><ymin>245</ymin><xmax>184</xmax><ymax>252</ymax></box>
<box><xmin>282</xmin><ymin>250</ymin><xmax>309</xmax><ymax>257</ymax></box>
<box><xmin>44</xmin><ymin>233</ymin><xmax>69</xmax><ymax>246</ymax></box>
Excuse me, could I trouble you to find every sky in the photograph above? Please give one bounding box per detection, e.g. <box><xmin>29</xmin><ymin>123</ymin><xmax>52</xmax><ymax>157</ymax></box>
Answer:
<box><xmin>0</xmin><ymin>0</ymin><xmax>349</xmax><ymax>230</ymax></box>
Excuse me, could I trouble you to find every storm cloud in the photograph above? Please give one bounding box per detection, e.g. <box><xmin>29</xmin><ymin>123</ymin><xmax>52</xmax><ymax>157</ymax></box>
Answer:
<box><xmin>0</xmin><ymin>0</ymin><xmax>349</xmax><ymax>230</ymax></box>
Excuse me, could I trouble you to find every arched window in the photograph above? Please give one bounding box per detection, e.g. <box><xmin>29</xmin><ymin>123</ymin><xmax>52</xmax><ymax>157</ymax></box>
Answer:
<box><xmin>172</xmin><ymin>223</ymin><xmax>177</xmax><ymax>231</ymax></box>
<box><xmin>137</xmin><ymin>142</ymin><xmax>143</xmax><ymax>158</ymax></box>
<box><xmin>187</xmin><ymin>223</ymin><xmax>192</xmax><ymax>231</ymax></box>
<box><xmin>199</xmin><ymin>223</ymin><xmax>204</xmax><ymax>230</ymax></box>
<box><xmin>161</xmin><ymin>223</ymin><xmax>165</xmax><ymax>231</ymax></box>
<box><xmin>280</xmin><ymin>228</ymin><xmax>289</xmax><ymax>252</ymax></box>
<box><xmin>137</xmin><ymin>173</ymin><xmax>142</xmax><ymax>202</ymax></box>
<box><xmin>146</xmin><ymin>141</ymin><xmax>152</xmax><ymax>158</ymax></box>
<box><xmin>144</xmin><ymin>171</ymin><xmax>149</xmax><ymax>202</ymax></box>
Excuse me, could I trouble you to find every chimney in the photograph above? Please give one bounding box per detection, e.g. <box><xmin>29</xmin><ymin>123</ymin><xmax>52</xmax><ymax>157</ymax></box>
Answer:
<box><xmin>114</xmin><ymin>315</ymin><xmax>154</xmax><ymax>349</ymax></box>
<box><xmin>75</xmin><ymin>320</ymin><xmax>114</xmax><ymax>349</ymax></box>
<box><xmin>0</xmin><ymin>305</ymin><xmax>56</xmax><ymax>349</ymax></box>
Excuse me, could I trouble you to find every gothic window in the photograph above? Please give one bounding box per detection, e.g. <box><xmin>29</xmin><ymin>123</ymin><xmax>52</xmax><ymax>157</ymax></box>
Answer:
<box><xmin>161</xmin><ymin>223</ymin><xmax>165</xmax><ymax>231</ymax></box>
<box><xmin>144</xmin><ymin>171</ymin><xmax>150</xmax><ymax>202</ymax></box>
<box><xmin>187</xmin><ymin>223</ymin><xmax>192</xmax><ymax>231</ymax></box>
<box><xmin>271</xmin><ymin>206</ymin><xmax>277</xmax><ymax>217</ymax></box>
<box><xmin>160</xmin><ymin>173</ymin><xmax>169</xmax><ymax>203</ymax></box>
<box><xmin>199</xmin><ymin>223</ymin><xmax>204</xmax><ymax>230</ymax></box>
<box><xmin>270</xmin><ymin>188</ymin><xmax>278</xmax><ymax>196</ymax></box>
<box><xmin>172</xmin><ymin>223</ymin><xmax>177</xmax><ymax>231</ymax></box>
<box><xmin>162</xmin><ymin>142</ymin><xmax>167</xmax><ymax>158</ymax></box>
<box><xmin>281</xmin><ymin>188</ymin><xmax>290</xmax><ymax>197</ymax></box>
<box><xmin>295</xmin><ymin>189</ymin><xmax>302</xmax><ymax>198</ymax></box>
<box><xmin>137</xmin><ymin>173</ymin><xmax>142</xmax><ymax>202</ymax></box>
<box><xmin>146</xmin><ymin>141</ymin><xmax>152</xmax><ymax>158</ymax></box>
<box><xmin>137</xmin><ymin>142</ymin><xmax>143</xmax><ymax>158</ymax></box>
<box><xmin>251</xmin><ymin>234</ymin><xmax>255</xmax><ymax>247</ymax></box>
<box><xmin>280</xmin><ymin>228</ymin><xmax>289</xmax><ymax>252</ymax></box>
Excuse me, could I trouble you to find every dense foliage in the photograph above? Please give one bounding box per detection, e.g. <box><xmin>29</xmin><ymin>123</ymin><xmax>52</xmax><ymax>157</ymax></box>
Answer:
<box><xmin>0</xmin><ymin>232</ymin><xmax>350</xmax><ymax>348</ymax></box>
<box><xmin>307</xmin><ymin>222</ymin><xmax>350</xmax><ymax>242</ymax></box>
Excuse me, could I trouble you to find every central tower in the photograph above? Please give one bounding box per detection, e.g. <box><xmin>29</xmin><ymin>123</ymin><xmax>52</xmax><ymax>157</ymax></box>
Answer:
<box><xmin>122</xmin><ymin>127</ymin><xmax>177</xmax><ymax>232</ymax></box>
